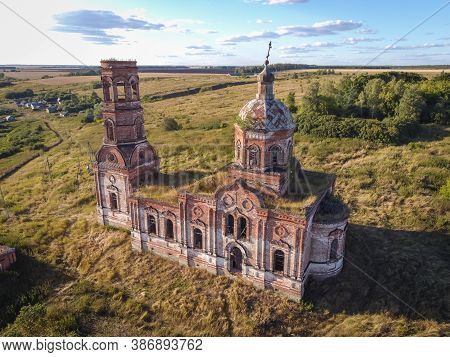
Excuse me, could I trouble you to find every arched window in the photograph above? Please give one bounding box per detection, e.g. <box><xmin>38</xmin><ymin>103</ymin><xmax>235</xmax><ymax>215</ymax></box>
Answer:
<box><xmin>110</xmin><ymin>192</ymin><xmax>118</xmax><ymax>210</ymax></box>
<box><xmin>130</xmin><ymin>78</ymin><xmax>139</xmax><ymax>101</ymax></box>
<box><xmin>166</xmin><ymin>219</ymin><xmax>174</xmax><ymax>240</ymax></box>
<box><xmin>106</xmin><ymin>121</ymin><xmax>114</xmax><ymax>141</ymax></box>
<box><xmin>270</xmin><ymin>146</ymin><xmax>282</xmax><ymax>166</ymax></box>
<box><xmin>193</xmin><ymin>228</ymin><xmax>202</xmax><ymax>250</ymax></box>
<box><xmin>273</xmin><ymin>250</ymin><xmax>284</xmax><ymax>273</ymax></box>
<box><xmin>330</xmin><ymin>239</ymin><xmax>339</xmax><ymax>261</ymax></box>
<box><xmin>238</xmin><ymin>217</ymin><xmax>247</xmax><ymax>240</ymax></box>
<box><xmin>116</xmin><ymin>81</ymin><xmax>126</xmax><ymax>101</ymax></box>
<box><xmin>148</xmin><ymin>215</ymin><xmax>156</xmax><ymax>234</ymax></box>
<box><xmin>226</xmin><ymin>214</ymin><xmax>234</xmax><ymax>236</ymax></box>
<box><xmin>139</xmin><ymin>150</ymin><xmax>145</xmax><ymax>165</ymax></box>
<box><xmin>248</xmin><ymin>146</ymin><xmax>260</xmax><ymax>169</ymax></box>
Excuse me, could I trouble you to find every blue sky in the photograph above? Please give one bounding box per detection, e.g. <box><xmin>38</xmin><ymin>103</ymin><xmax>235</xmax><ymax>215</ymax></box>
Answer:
<box><xmin>0</xmin><ymin>0</ymin><xmax>449</xmax><ymax>65</ymax></box>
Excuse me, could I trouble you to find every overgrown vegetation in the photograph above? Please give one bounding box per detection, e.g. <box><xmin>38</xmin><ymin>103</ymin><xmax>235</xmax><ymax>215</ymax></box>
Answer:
<box><xmin>295</xmin><ymin>72</ymin><xmax>449</xmax><ymax>143</ymax></box>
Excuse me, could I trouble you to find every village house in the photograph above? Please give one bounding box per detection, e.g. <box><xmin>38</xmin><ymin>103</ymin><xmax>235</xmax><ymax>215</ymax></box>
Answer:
<box><xmin>93</xmin><ymin>57</ymin><xmax>349</xmax><ymax>300</ymax></box>
<box><xmin>46</xmin><ymin>105</ymin><xmax>58</xmax><ymax>113</ymax></box>
<box><xmin>0</xmin><ymin>245</ymin><xmax>16</xmax><ymax>271</ymax></box>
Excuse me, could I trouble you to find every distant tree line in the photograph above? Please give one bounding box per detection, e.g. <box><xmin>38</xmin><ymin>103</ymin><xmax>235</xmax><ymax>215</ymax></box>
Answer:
<box><xmin>234</xmin><ymin>63</ymin><xmax>317</xmax><ymax>75</ymax></box>
<box><xmin>294</xmin><ymin>71</ymin><xmax>449</xmax><ymax>144</ymax></box>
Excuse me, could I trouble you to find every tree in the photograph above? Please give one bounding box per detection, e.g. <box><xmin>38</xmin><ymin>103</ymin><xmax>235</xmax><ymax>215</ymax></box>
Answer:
<box><xmin>285</xmin><ymin>91</ymin><xmax>297</xmax><ymax>113</ymax></box>
<box><xmin>302</xmin><ymin>81</ymin><xmax>321</xmax><ymax>113</ymax></box>
<box><xmin>396</xmin><ymin>86</ymin><xmax>425</xmax><ymax>121</ymax></box>
<box><xmin>357</xmin><ymin>78</ymin><xmax>384</xmax><ymax>118</ymax></box>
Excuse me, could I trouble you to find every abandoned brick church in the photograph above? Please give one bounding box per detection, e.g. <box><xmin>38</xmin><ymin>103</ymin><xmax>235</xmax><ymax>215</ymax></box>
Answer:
<box><xmin>93</xmin><ymin>56</ymin><xmax>349</xmax><ymax>300</ymax></box>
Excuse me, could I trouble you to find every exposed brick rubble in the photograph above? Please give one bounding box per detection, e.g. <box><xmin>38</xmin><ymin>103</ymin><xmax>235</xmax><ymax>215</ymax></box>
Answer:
<box><xmin>94</xmin><ymin>59</ymin><xmax>349</xmax><ymax>300</ymax></box>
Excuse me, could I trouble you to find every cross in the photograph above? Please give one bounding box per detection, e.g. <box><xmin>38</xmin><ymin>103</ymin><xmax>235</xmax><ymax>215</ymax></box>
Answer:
<box><xmin>265</xmin><ymin>41</ymin><xmax>272</xmax><ymax>63</ymax></box>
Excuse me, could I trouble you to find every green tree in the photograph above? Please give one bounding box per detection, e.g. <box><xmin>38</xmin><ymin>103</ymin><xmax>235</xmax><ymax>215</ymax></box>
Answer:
<box><xmin>357</xmin><ymin>78</ymin><xmax>384</xmax><ymax>118</ymax></box>
<box><xmin>285</xmin><ymin>91</ymin><xmax>297</xmax><ymax>113</ymax></box>
<box><xmin>396</xmin><ymin>86</ymin><xmax>425</xmax><ymax>121</ymax></box>
<box><xmin>302</xmin><ymin>81</ymin><xmax>321</xmax><ymax>113</ymax></box>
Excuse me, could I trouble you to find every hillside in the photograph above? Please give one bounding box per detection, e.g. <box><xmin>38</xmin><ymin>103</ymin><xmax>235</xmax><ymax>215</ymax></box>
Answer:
<box><xmin>0</xmin><ymin>71</ymin><xmax>448</xmax><ymax>336</ymax></box>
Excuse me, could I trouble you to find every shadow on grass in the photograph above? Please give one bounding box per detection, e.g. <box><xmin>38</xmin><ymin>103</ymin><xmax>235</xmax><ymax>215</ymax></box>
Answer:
<box><xmin>304</xmin><ymin>223</ymin><xmax>450</xmax><ymax>322</ymax></box>
<box><xmin>412</xmin><ymin>124</ymin><xmax>449</xmax><ymax>143</ymax></box>
<box><xmin>0</xmin><ymin>250</ymin><xmax>70</xmax><ymax>329</ymax></box>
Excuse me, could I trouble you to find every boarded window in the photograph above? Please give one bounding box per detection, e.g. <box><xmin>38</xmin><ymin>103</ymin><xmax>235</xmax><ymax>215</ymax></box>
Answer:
<box><xmin>148</xmin><ymin>215</ymin><xmax>156</xmax><ymax>234</ymax></box>
<box><xmin>193</xmin><ymin>228</ymin><xmax>202</xmax><ymax>250</ymax></box>
<box><xmin>226</xmin><ymin>214</ymin><xmax>234</xmax><ymax>236</ymax></box>
<box><xmin>273</xmin><ymin>250</ymin><xmax>284</xmax><ymax>273</ymax></box>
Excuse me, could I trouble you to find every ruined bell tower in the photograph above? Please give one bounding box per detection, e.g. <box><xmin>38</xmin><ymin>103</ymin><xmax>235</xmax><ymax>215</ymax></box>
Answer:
<box><xmin>94</xmin><ymin>60</ymin><xmax>159</xmax><ymax>228</ymax></box>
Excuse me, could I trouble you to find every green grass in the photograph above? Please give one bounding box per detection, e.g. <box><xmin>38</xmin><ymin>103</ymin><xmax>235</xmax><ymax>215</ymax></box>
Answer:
<box><xmin>0</xmin><ymin>72</ymin><xmax>448</xmax><ymax>336</ymax></box>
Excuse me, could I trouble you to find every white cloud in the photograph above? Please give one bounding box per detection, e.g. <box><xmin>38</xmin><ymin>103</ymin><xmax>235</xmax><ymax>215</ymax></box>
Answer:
<box><xmin>344</xmin><ymin>37</ymin><xmax>383</xmax><ymax>44</ymax></box>
<box><xmin>387</xmin><ymin>42</ymin><xmax>450</xmax><ymax>50</ymax></box>
<box><xmin>219</xmin><ymin>20</ymin><xmax>362</xmax><ymax>44</ymax></box>
<box><xmin>256</xmin><ymin>19</ymin><xmax>272</xmax><ymax>24</ymax></box>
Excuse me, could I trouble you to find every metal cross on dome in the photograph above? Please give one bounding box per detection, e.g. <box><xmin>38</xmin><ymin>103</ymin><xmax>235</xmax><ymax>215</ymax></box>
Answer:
<box><xmin>265</xmin><ymin>41</ymin><xmax>272</xmax><ymax>65</ymax></box>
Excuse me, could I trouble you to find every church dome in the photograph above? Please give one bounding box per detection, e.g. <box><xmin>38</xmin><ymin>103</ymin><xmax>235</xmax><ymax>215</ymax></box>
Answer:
<box><xmin>239</xmin><ymin>97</ymin><xmax>296</xmax><ymax>131</ymax></box>
<box><xmin>238</xmin><ymin>54</ymin><xmax>296</xmax><ymax>132</ymax></box>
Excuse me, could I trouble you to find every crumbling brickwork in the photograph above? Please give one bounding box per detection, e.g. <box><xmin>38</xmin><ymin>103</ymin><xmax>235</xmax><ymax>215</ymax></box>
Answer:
<box><xmin>94</xmin><ymin>59</ymin><xmax>349</xmax><ymax>300</ymax></box>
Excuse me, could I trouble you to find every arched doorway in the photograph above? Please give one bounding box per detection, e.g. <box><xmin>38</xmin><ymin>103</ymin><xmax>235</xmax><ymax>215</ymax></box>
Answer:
<box><xmin>230</xmin><ymin>247</ymin><xmax>242</xmax><ymax>273</ymax></box>
<box><xmin>166</xmin><ymin>219</ymin><xmax>174</xmax><ymax>240</ymax></box>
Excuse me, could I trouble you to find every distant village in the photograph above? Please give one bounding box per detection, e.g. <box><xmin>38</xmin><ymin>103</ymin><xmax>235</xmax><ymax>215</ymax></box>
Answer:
<box><xmin>1</xmin><ymin>96</ymin><xmax>96</xmax><ymax>123</ymax></box>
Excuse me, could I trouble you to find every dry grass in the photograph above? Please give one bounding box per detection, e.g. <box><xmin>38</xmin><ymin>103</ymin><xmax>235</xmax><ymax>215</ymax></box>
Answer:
<box><xmin>0</xmin><ymin>71</ymin><xmax>449</xmax><ymax>336</ymax></box>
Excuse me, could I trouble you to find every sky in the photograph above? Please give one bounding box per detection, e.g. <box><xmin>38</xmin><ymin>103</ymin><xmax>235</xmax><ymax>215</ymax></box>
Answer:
<box><xmin>0</xmin><ymin>0</ymin><xmax>449</xmax><ymax>66</ymax></box>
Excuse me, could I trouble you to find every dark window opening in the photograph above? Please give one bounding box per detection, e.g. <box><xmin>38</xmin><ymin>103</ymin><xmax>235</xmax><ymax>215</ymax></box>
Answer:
<box><xmin>139</xmin><ymin>150</ymin><xmax>145</xmax><ymax>165</ymax></box>
<box><xmin>248</xmin><ymin>146</ymin><xmax>259</xmax><ymax>169</ymax></box>
<box><xmin>236</xmin><ymin>144</ymin><xmax>241</xmax><ymax>161</ymax></box>
<box><xmin>273</xmin><ymin>250</ymin><xmax>284</xmax><ymax>273</ymax></box>
<box><xmin>230</xmin><ymin>247</ymin><xmax>242</xmax><ymax>273</ymax></box>
<box><xmin>226</xmin><ymin>214</ymin><xmax>234</xmax><ymax>236</ymax></box>
<box><xmin>330</xmin><ymin>239</ymin><xmax>339</xmax><ymax>260</ymax></box>
<box><xmin>148</xmin><ymin>215</ymin><xmax>156</xmax><ymax>234</ymax></box>
<box><xmin>270</xmin><ymin>146</ymin><xmax>282</xmax><ymax>165</ymax></box>
<box><xmin>238</xmin><ymin>217</ymin><xmax>247</xmax><ymax>240</ymax></box>
<box><xmin>110</xmin><ymin>192</ymin><xmax>118</xmax><ymax>210</ymax></box>
<box><xmin>166</xmin><ymin>219</ymin><xmax>174</xmax><ymax>240</ymax></box>
<box><xmin>131</xmin><ymin>80</ymin><xmax>139</xmax><ymax>100</ymax></box>
<box><xmin>193</xmin><ymin>228</ymin><xmax>203</xmax><ymax>250</ymax></box>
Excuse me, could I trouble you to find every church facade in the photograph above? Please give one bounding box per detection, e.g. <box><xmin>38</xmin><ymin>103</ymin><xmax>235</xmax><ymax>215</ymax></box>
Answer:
<box><xmin>93</xmin><ymin>58</ymin><xmax>349</xmax><ymax>300</ymax></box>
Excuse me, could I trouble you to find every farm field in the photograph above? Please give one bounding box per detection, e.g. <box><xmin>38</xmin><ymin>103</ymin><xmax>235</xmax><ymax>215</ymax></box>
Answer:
<box><xmin>0</xmin><ymin>70</ymin><xmax>448</xmax><ymax>337</ymax></box>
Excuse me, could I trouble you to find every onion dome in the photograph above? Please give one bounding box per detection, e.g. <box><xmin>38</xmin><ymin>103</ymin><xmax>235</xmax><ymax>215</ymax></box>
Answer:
<box><xmin>238</xmin><ymin>46</ymin><xmax>296</xmax><ymax>132</ymax></box>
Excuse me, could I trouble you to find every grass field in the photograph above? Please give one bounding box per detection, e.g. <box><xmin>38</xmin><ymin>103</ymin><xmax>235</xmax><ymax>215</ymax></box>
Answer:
<box><xmin>0</xmin><ymin>70</ymin><xmax>448</xmax><ymax>336</ymax></box>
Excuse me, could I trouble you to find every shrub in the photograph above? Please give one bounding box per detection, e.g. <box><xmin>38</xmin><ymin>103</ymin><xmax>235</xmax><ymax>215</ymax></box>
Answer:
<box><xmin>162</xmin><ymin>118</ymin><xmax>181</xmax><ymax>131</ymax></box>
<box><xmin>5</xmin><ymin>89</ymin><xmax>34</xmax><ymax>99</ymax></box>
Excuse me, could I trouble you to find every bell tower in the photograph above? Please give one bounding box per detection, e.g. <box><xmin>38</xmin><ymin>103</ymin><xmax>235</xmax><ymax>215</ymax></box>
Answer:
<box><xmin>94</xmin><ymin>60</ymin><xmax>159</xmax><ymax>229</ymax></box>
